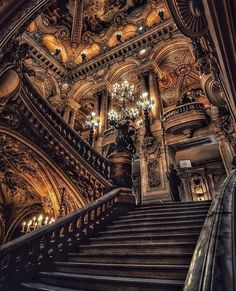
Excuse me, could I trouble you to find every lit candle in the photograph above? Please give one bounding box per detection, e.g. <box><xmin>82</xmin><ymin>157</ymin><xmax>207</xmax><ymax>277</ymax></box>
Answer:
<box><xmin>34</xmin><ymin>222</ymin><xmax>38</xmax><ymax>230</ymax></box>
<box><xmin>38</xmin><ymin>214</ymin><xmax>43</xmax><ymax>226</ymax></box>
<box><xmin>26</xmin><ymin>220</ymin><xmax>32</xmax><ymax>232</ymax></box>
<box><xmin>21</xmin><ymin>221</ymin><xmax>26</xmax><ymax>233</ymax></box>
<box><xmin>44</xmin><ymin>216</ymin><xmax>49</xmax><ymax>225</ymax></box>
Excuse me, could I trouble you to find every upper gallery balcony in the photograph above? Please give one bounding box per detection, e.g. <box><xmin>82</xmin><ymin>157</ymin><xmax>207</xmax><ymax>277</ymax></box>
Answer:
<box><xmin>163</xmin><ymin>102</ymin><xmax>210</xmax><ymax>138</ymax></box>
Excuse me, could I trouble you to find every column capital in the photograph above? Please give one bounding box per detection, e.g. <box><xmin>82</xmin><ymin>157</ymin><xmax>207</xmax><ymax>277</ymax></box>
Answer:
<box><xmin>64</xmin><ymin>98</ymin><xmax>81</xmax><ymax>111</ymax></box>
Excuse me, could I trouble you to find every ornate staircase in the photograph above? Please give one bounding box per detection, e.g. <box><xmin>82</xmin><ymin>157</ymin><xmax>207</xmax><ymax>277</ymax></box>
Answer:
<box><xmin>21</xmin><ymin>200</ymin><xmax>211</xmax><ymax>291</ymax></box>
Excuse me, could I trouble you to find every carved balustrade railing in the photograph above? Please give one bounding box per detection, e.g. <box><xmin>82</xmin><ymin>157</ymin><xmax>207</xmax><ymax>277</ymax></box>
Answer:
<box><xmin>0</xmin><ymin>74</ymin><xmax>113</xmax><ymax>203</ymax></box>
<box><xmin>22</xmin><ymin>76</ymin><xmax>110</xmax><ymax>180</ymax></box>
<box><xmin>163</xmin><ymin>102</ymin><xmax>206</xmax><ymax>121</ymax></box>
<box><xmin>184</xmin><ymin>170</ymin><xmax>236</xmax><ymax>291</ymax></box>
<box><xmin>0</xmin><ymin>188</ymin><xmax>123</xmax><ymax>290</ymax></box>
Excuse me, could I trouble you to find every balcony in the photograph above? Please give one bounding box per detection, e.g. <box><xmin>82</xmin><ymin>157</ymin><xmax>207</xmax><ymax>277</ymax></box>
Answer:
<box><xmin>163</xmin><ymin>102</ymin><xmax>210</xmax><ymax>138</ymax></box>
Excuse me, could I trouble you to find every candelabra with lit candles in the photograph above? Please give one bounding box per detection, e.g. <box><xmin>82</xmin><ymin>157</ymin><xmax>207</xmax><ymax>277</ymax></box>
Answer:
<box><xmin>108</xmin><ymin>80</ymin><xmax>139</xmax><ymax>125</ymax></box>
<box><xmin>86</xmin><ymin>112</ymin><xmax>100</xmax><ymax>145</ymax></box>
<box><xmin>137</xmin><ymin>92</ymin><xmax>155</xmax><ymax>137</ymax></box>
<box><xmin>21</xmin><ymin>214</ymin><xmax>55</xmax><ymax>234</ymax></box>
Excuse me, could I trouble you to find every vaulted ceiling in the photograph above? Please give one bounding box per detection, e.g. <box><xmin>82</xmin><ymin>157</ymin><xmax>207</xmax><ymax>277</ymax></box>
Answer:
<box><xmin>25</xmin><ymin>0</ymin><xmax>170</xmax><ymax>68</ymax></box>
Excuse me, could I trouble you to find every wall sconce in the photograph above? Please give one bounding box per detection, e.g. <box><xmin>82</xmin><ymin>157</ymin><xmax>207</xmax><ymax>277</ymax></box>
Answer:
<box><xmin>81</xmin><ymin>50</ymin><xmax>87</xmax><ymax>62</ymax></box>
<box><xmin>158</xmin><ymin>9</ymin><xmax>165</xmax><ymax>22</ymax></box>
<box><xmin>116</xmin><ymin>32</ymin><xmax>122</xmax><ymax>43</ymax></box>
<box><xmin>86</xmin><ymin>112</ymin><xmax>100</xmax><ymax>145</ymax></box>
<box><xmin>51</xmin><ymin>47</ymin><xmax>62</xmax><ymax>57</ymax></box>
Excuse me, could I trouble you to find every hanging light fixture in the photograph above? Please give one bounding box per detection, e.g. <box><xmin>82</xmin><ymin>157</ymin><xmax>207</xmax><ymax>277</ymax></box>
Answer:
<box><xmin>108</xmin><ymin>79</ymin><xmax>139</xmax><ymax>125</ymax></box>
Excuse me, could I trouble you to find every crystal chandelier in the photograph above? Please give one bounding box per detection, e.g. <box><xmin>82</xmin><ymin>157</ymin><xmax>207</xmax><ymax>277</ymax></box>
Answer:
<box><xmin>21</xmin><ymin>214</ymin><xmax>55</xmax><ymax>233</ymax></box>
<box><xmin>108</xmin><ymin>80</ymin><xmax>139</xmax><ymax>124</ymax></box>
<box><xmin>137</xmin><ymin>92</ymin><xmax>155</xmax><ymax>111</ymax></box>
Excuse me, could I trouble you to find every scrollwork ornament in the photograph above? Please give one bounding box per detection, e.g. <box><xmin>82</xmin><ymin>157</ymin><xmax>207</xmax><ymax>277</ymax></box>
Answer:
<box><xmin>0</xmin><ymin>104</ymin><xmax>21</xmax><ymax>129</ymax></box>
<box><xmin>142</xmin><ymin>136</ymin><xmax>161</xmax><ymax>159</ymax></box>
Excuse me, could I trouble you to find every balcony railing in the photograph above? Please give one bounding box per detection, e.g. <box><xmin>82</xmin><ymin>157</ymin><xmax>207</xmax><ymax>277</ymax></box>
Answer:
<box><xmin>163</xmin><ymin>102</ymin><xmax>206</xmax><ymax>121</ymax></box>
<box><xmin>163</xmin><ymin>102</ymin><xmax>209</xmax><ymax>137</ymax></box>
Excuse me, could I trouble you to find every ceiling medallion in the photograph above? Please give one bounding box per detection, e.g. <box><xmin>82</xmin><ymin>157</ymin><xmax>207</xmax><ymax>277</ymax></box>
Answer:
<box><xmin>175</xmin><ymin>64</ymin><xmax>192</xmax><ymax>77</ymax></box>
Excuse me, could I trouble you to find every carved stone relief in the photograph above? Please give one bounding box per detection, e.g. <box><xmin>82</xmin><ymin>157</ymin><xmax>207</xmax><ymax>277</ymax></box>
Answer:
<box><xmin>142</xmin><ymin>136</ymin><xmax>161</xmax><ymax>188</ymax></box>
<box><xmin>0</xmin><ymin>133</ymin><xmax>82</xmax><ymax>242</ymax></box>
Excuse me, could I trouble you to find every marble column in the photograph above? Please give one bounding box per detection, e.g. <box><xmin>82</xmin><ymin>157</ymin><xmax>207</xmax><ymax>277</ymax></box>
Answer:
<box><xmin>139</xmin><ymin>73</ymin><xmax>148</xmax><ymax>94</ymax></box>
<box><xmin>218</xmin><ymin>134</ymin><xmax>234</xmax><ymax>174</ymax></box>
<box><xmin>63</xmin><ymin>106</ymin><xmax>70</xmax><ymax>123</ymax></box>
<box><xmin>69</xmin><ymin>109</ymin><xmax>77</xmax><ymax>128</ymax></box>
<box><xmin>148</xmin><ymin>70</ymin><xmax>162</xmax><ymax>123</ymax></box>
<box><xmin>98</xmin><ymin>90</ymin><xmax>108</xmax><ymax>137</ymax></box>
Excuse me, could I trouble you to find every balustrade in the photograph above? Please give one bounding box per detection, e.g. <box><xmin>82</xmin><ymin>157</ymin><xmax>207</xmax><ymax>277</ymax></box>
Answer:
<box><xmin>163</xmin><ymin>102</ymin><xmax>206</xmax><ymax>121</ymax></box>
<box><xmin>0</xmin><ymin>188</ymin><xmax>121</xmax><ymax>289</ymax></box>
<box><xmin>21</xmin><ymin>75</ymin><xmax>111</xmax><ymax>180</ymax></box>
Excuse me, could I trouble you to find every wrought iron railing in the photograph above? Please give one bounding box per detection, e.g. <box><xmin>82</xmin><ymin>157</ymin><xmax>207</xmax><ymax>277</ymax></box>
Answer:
<box><xmin>21</xmin><ymin>75</ymin><xmax>111</xmax><ymax>180</ymax></box>
<box><xmin>0</xmin><ymin>188</ymin><xmax>122</xmax><ymax>290</ymax></box>
<box><xmin>163</xmin><ymin>102</ymin><xmax>206</xmax><ymax>121</ymax></box>
<box><xmin>184</xmin><ymin>170</ymin><xmax>236</xmax><ymax>291</ymax></box>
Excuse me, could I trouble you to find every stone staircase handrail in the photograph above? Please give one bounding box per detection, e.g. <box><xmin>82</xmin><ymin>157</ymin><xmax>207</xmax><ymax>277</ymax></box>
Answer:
<box><xmin>0</xmin><ymin>188</ymin><xmax>121</xmax><ymax>288</ymax></box>
<box><xmin>22</xmin><ymin>75</ymin><xmax>111</xmax><ymax>180</ymax></box>
<box><xmin>184</xmin><ymin>169</ymin><xmax>236</xmax><ymax>291</ymax></box>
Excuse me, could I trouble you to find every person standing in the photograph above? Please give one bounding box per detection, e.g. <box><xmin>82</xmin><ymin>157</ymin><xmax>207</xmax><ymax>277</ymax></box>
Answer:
<box><xmin>166</xmin><ymin>164</ymin><xmax>181</xmax><ymax>201</ymax></box>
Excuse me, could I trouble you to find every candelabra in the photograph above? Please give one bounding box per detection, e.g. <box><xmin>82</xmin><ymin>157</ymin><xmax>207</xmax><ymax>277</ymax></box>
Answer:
<box><xmin>21</xmin><ymin>214</ymin><xmax>55</xmax><ymax>233</ymax></box>
<box><xmin>51</xmin><ymin>47</ymin><xmax>61</xmax><ymax>57</ymax></box>
<box><xmin>137</xmin><ymin>92</ymin><xmax>155</xmax><ymax>137</ymax></box>
<box><xmin>108</xmin><ymin>80</ymin><xmax>139</xmax><ymax>125</ymax></box>
<box><xmin>86</xmin><ymin>112</ymin><xmax>100</xmax><ymax>145</ymax></box>
<box><xmin>106</xmin><ymin>80</ymin><xmax>140</xmax><ymax>157</ymax></box>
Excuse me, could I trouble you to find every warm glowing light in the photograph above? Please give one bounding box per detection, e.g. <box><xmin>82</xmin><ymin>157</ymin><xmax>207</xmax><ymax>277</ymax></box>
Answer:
<box><xmin>139</xmin><ymin>48</ymin><xmax>147</xmax><ymax>55</ymax></box>
<box><xmin>137</xmin><ymin>92</ymin><xmax>155</xmax><ymax>111</ymax></box>
<box><xmin>86</xmin><ymin>112</ymin><xmax>100</xmax><ymax>129</ymax></box>
<box><xmin>21</xmin><ymin>214</ymin><xmax>55</xmax><ymax>234</ymax></box>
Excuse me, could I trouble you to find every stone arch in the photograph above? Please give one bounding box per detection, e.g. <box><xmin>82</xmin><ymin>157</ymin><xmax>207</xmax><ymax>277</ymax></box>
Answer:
<box><xmin>106</xmin><ymin>58</ymin><xmax>140</xmax><ymax>84</ymax></box>
<box><xmin>0</xmin><ymin>128</ymin><xmax>85</xmax><ymax>242</ymax></box>
<box><xmin>0</xmin><ymin>68</ymin><xmax>20</xmax><ymax>99</ymax></box>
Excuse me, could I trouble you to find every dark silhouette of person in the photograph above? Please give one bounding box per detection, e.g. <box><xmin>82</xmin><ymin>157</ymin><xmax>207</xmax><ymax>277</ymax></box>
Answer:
<box><xmin>167</xmin><ymin>164</ymin><xmax>181</xmax><ymax>201</ymax></box>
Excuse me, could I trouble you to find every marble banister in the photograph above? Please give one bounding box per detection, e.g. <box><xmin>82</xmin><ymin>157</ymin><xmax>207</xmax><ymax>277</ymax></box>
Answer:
<box><xmin>184</xmin><ymin>169</ymin><xmax>236</xmax><ymax>291</ymax></box>
<box><xmin>0</xmin><ymin>188</ymin><xmax>123</xmax><ymax>289</ymax></box>
<box><xmin>21</xmin><ymin>75</ymin><xmax>111</xmax><ymax>181</ymax></box>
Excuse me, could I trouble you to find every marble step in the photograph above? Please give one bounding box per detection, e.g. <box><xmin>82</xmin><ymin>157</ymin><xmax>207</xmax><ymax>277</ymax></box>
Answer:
<box><xmin>89</xmin><ymin>232</ymin><xmax>199</xmax><ymax>244</ymax></box>
<box><xmin>118</xmin><ymin>208</ymin><xmax>209</xmax><ymax>220</ymax></box>
<box><xmin>21</xmin><ymin>282</ymin><xmax>82</xmax><ymax>291</ymax></box>
<box><xmin>127</xmin><ymin>204</ymin><xmax>210</xmax><ymax>216</ymax></box>
<box><xmin>68</xmin><ymin>252</ymin><xmax>193</xmax><ymax>265</ymax></box>
<box><xmin>98</xmin><ymin>224</ymin><xmax>204</xmax><ymax>236</ymax></box>
<box><xmin>38</xmin><ymin>272</ymin><xmax>184</xmax><ymax>291</ymax></box>
<box><xmin>134</xmin><ymin>201</ymin><xmax>211</xmax><ymax>210</ymax></box>
<box><xmin>113</xmin><ymin>213</ymin><xmax>207</xmax><ymax>225</ymax></box>
<box><xmin>106</xmin><ymin>218</ymin><xmax>205</xmax><ymax>230</ymax></box>
<box><xmin>54</xmin><ymin>262</ymin><xmax>189</xmax><ymax>280</ymax></box>
<box><xmin>79</xmin><ymin>242</ymin><xmax>196</xmax><ymax>254</ymax></box>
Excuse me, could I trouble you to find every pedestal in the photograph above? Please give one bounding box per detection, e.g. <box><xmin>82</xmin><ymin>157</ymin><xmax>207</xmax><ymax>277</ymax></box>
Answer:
<box><xmin>109</xmin><ymin>150</ymin><xmax>132</xmax><ymax>188</ymax></box>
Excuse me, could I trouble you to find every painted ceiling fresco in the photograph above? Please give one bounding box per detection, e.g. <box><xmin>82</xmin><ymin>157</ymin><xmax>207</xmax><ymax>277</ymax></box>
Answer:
<box><xmin>158</xmin><ymin>48</ymin><xmax>201</xmax><ymax>107</ymax></box>
<box><xmin>43</xmin><ymin>0</ymin><xmax>147</xmax><ymax>35</ymax></box>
